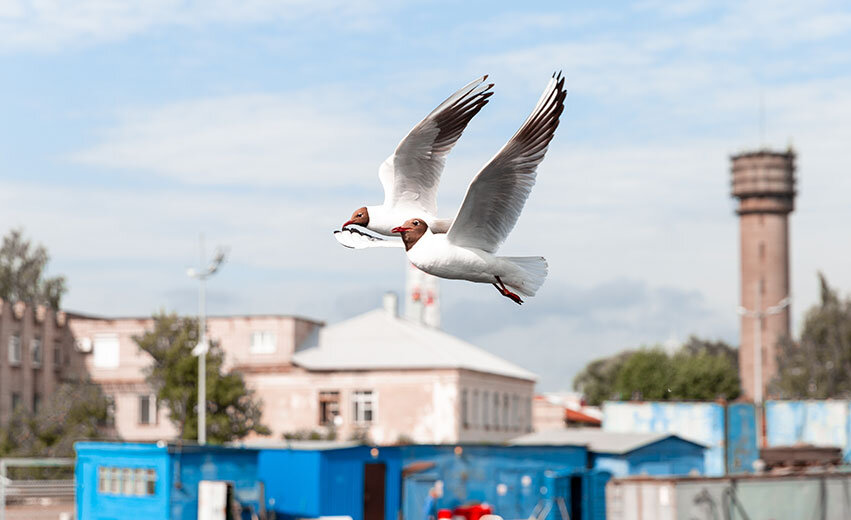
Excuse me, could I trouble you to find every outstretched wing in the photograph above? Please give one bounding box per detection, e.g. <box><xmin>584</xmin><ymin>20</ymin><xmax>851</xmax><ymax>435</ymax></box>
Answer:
<box><xmin>378</xmin><ymin>76</ymin><xmax>494</xmax><ymax>215</ymax></box>
<box><xmin>333</xmin><ymin>228</ymin><xmax>404</xmax><ymax>249</ymax></box>
<box><xmin>447</xmin><ymin>72</ymin><xmax>567</xmax><ymax>253</ymax></box>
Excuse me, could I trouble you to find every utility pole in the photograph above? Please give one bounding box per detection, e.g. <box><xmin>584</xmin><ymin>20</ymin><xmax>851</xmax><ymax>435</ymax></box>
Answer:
<box><xmin>187</xmin><ymin>234</ymin><xmax>227</xmax><ymax>445</ymax></box>
<box><xmin>738</xmin><ymin>287</ymin><xmax>790</xmax><ymax>447</ymax></box>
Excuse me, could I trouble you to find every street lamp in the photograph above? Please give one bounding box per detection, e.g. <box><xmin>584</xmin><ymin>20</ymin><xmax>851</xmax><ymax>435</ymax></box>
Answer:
<box><xmin>737</xmin><ymin>283</ymin><xmax>790</xmax><ymax>446</ymax></box>
<box><xmin>186</xmin><ymin>234</ymin><xmax>228</xmax><ymax>445</ymax></box>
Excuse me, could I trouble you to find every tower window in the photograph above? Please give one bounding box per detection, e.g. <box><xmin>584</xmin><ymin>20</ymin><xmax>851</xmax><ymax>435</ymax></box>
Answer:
<box><xmin>758</xmin><ymin>242</ymin><xmax>765</xmax><ymax>262</ymax></box>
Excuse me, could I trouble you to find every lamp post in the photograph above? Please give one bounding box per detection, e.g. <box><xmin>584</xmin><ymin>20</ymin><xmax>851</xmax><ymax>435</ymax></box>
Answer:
<box><xmin>187</xmin><ymin>234</ymin><xmax>227</xmax><ymax>445</ymax></box>
<box><xmin>737</xmin><ymin>285</ymin><xmax>790</xmax><ymax>447</ymax></box>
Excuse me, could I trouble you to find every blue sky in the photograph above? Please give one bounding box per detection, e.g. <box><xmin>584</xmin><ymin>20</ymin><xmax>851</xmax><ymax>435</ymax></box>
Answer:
<box><xmin>2</xmin><ymin>0</ymin><xmax>851</xmax><ymax>389</ymax></box>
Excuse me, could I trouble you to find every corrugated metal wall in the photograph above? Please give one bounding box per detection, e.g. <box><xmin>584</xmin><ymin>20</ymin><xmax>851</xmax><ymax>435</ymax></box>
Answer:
<box><xmin>766</xmin><ymin>400</ymin><xmax>851</xmax><ymax>461</ymax></box>
<box><xmin>608</xmin><ymin>474</ymin><xmax>851</xmax><ymax>520</ymax></box>
<box><xmin>603</xmin><ymin>402</ymin><xmax>726</xmax><ymax>476</ymax></box>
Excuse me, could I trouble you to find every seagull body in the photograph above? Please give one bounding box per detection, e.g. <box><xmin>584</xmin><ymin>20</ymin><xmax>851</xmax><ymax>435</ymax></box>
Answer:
<box><xmin>392</xmin><ymin>72</ymin><xmax>566</xmax><ymax>304</ymax></box>
<box><xmin>337</xmin><ymin>76</ymin><xmax>493</xmax><ymax>246</ymax></box>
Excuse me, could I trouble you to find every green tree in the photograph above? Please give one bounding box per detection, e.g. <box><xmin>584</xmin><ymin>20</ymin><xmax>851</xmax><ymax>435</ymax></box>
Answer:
<box><xmin>0</xmin><ymin>381</ymin><xmax>112</xmax><ymax>458</ymax></box>
<box><xmin>134</xmin><ymin>312</ymin><xmax>270</xmax><ymax>443</ymax></box>
<box><xmin>770</xmin><ymin>273</ymin><xmax>851</xmax><ymax>398</ymax></box>
<box><xmin>614</xmin><ymin>348</ymin><xmax>674</xmax><ymax>401</ymax></box>
<box><xmin>0</xmin><ymin>228</ymin><xmax>66</xmax><ymax>309</ymax></box>
<box><xmin>574</xmin><ymin>339</ymin><xmax>741</xmax><ymax>404</ymax></box>
<box><xmin>573</xmin><ymin>351</ymin><xmax>634</xmax><ymax>406</ymax></box>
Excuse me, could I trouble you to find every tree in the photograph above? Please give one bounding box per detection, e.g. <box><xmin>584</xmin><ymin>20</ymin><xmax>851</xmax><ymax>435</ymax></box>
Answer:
<box><xmin>770</xmin><ymin>273</ymin><xmax>851</xmax><ymax>399</ymax></box>
<box><xmin>0</xmin><ymin>381</ymin><xmax>113</xmax><ymax>458</ymax></box>
<box><xmin>573</xmin><ymin>351</ymin><xmax>634</xmax><ymax>406</ymax></box>
<box><xmin>0</xmin><ymin>228</ymin><xmax>66</xmax><ymax>309</ymax></box>
<box><xmin>614</xmin><ymin>348</ymin><xmax>674</xmax><ymax>401</ymax></box>
<box><xmin>134</xmin><ymin>312</ymin><xmax>270</xmax><ymax>443</ymax></box>
<box><xmin>574</xmin><ymin>338</ymin><xmax>741</xmax><ymax>404</ymax></box>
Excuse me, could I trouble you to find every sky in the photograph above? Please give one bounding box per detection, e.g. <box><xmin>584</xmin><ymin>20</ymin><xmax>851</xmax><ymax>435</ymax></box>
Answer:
<box><xmin>1</xmin><ymin>0</ymin><xmax>850</xmax><ymax>390</ymax></box>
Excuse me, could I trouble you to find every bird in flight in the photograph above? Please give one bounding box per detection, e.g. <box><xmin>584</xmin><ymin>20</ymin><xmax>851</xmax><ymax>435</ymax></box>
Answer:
<box><xmin>335</xmin><ymin>75</ymin><xmax>493</xmax><ymax>249</ymax></box>
<box><xmin>391</xmin><ymin>72</ymin><xmax>566</xmax><ymax>305</ymax></box>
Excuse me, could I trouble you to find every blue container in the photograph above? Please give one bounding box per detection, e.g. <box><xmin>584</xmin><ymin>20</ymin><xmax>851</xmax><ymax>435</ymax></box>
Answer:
<box><xmin>75</xmin><ymin>442</ymin><xmax>262</xmax><ymax>520</ymax></box>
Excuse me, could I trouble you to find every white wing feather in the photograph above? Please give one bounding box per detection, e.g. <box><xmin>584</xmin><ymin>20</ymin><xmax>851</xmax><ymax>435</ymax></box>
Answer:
<box><xmin>334</xmin><ymin>228</ymin><xmax>404</xmax><ymax>249</ymax></box>
<box><xmin>378</xmin><ymin>76</ymin><xmax>494</xmax><ymax>215</ymax></box>
<box><xmin>447</xmin><ymin>72</ymin><xmax>567</xmax><ymax>253</ymax></box>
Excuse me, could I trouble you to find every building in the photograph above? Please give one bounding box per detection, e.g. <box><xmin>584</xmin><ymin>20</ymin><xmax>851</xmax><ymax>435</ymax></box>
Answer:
<box><xmin>66</xmin><ymin>294</ymin><xmax>535</xmax><ymax>444</ymax></box>
<box><xmin>0</xmin><ymin>299</ymin><xmax>85</xmax><ymax>426</ymax></box>
<box><xmin>512</xmin><ymin>428</ymin><xmax>706</xmax><ymax>477</ymax></box>
<box><xmin>75</xmin><ymin>442</ymin><xmax>264</xmax><ymax>520</ymax></box>
<box><xmin>532</xmin><ymin>392</ymin><xmax>602</xmax><ymax>431</ymax></box>
<box><xmin>730</xmin><ymin>148</ymin><xmax>796</xmax><ymax>402</ymax></box>
<box><xmin>67</xmin><ymin>311</ymin><xmax>323</xmax><ymax>441</ymax></box>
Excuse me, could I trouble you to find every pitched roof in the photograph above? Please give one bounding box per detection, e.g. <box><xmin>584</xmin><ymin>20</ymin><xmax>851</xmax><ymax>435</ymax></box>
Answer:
<box><xmin>292</xmin><ymin>309</ymin><xmax>536</xmax><ymax>381</ymax></box>
<box><xmin>565</xmin><ymin>408</ymin><xmax>602</xmax><ymax>426</ymax></box>
<box><xmin>510</xmin><ymin>428</ymin><xmax>706</xmax><ymax>454</ymax></box>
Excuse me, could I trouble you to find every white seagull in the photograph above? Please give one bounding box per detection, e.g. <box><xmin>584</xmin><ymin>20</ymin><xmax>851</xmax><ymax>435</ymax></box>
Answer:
<box><xmin>391</xmin><ymin>72</ymin><xmax>566</xmax><ymax>305</ymax></box>
<box><xmin>335</xmin><ymin>75</ymin><xmax>494</xmax><ymax>249</ymax></box>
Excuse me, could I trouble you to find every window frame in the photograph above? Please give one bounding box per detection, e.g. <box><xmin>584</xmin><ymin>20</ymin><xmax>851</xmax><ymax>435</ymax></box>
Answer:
<box><xmin>8</xmin><ymin>334</ymin><xmax>21</xmax><ymax>365</ymax></box>
<box><xmin>352</xmin><ymin>390</ymin><xmax>376</xmax><ymax>425</ymax></box>
<box><xmin>249</xmin><ymin>331</ymin><xmax>277</xmax><ymax>354</ymax></box>
<box><xmin>31</xmin><ymin>337</ymin><xmax>42</xmax><ymax>367</ymax></box>
<box><xmin>318</xmin><ymin>390</ymin><xmax>341</xmax><ymax>426</ymax></box>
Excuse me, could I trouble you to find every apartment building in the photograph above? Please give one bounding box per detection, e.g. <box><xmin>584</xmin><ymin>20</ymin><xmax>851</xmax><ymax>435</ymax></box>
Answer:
<box><xmin>0</xmin><ymin>299</ymin><xmax>85</xmax><ymax>425</ymax></box>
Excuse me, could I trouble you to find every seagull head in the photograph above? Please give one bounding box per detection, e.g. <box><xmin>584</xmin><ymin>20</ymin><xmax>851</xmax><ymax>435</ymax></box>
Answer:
<box><xmin>392</xmin><ymin>218</ymin><xmax>428</xmax><ymax>251</ymax></box>
<box><xmin>342</xmin><ymin>207</ymin><xmax>369</xmax><ymax>230</ymax></box>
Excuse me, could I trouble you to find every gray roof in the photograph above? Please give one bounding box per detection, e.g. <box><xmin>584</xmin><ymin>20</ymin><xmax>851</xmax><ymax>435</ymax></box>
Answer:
<box><xmin>292</xmin><ymin>309</ymin><xmax>536</xmax><ymax>381</ymax></box>
<box><xmin>511</xmin><ymin>428</ymin><xmax>706</xmax><ymax>454</ymax></box>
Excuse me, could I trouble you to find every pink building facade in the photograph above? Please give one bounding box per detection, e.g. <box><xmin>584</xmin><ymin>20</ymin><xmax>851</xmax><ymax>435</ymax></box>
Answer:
<box><xmin>66</xmin><ymin>296</ymin><xmax>536</xmax><ymax>444</ymax></box>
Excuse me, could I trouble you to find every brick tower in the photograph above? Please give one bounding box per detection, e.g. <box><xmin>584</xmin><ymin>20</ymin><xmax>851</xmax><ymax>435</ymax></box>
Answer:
<box><xmin>730</xmin><ymin>148</ymin><xmax>796</xmax><ymax>402</ymax></box>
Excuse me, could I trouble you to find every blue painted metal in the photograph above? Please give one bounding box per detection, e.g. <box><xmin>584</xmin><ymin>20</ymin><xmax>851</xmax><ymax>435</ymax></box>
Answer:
<box><xmin>591</xmin><ymin>437</ymin><xmax>705</xmax><ymax>477</ymax></box>
<box><xmin>75</xmin><ymin>441</ymin><xmax>262</xmax><ymax>520</ymax></box>
<box><xmin>766</xmin><ymin>400</ymin><xmax>851</xmax><ymax>461</ymax></box>
<box><xmin>603</xmin><ymin>402</ymin><xmax>726</xmax><ymax>476</ymax></box>
<box><xmin>726</xmin><ymin>402</ymin><xmax>758</xmax><ymax>473</ymax></box>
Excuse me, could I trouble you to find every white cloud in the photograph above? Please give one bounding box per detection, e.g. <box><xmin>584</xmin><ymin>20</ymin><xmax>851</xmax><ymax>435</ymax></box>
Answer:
<box><xmin>0</xmin><ymin>0</ymin><xmax>386</xmax><ymax>52</ymax></box>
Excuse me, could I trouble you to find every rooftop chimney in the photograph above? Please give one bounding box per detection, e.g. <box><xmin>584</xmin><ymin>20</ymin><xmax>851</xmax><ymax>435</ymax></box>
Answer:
<box><xmin>383</xmin><ymin>292</ymin><xmax>398</xmax><ymax>318</ymax></box>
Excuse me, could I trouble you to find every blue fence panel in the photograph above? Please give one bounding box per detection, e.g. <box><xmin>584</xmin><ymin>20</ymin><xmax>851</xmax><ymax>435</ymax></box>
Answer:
<box><xmin>726</xmin><ymin>402</ymin><xmax>758</xmax><ymax>474</ymax></box>
<box><xmin>766</xmin><ymin>400</ymin><xmax>851</xmax><ymax>461</ymax></box>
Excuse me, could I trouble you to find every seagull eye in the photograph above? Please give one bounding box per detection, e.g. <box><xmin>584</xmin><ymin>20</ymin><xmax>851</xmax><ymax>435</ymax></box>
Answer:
<box><xmin>413</xmin><ymin>220</ymin><xmax>420</xmax><ymax>226</ymax></box>
<box><xmin>357</xmin><ymin>213</ymin><xmax>363</xmax><ymax>217</ymax></box>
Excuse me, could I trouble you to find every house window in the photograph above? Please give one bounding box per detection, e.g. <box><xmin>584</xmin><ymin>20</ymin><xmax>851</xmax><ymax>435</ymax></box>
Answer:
<box><xmin>8</xmin><ymin>334</ymin><xmax>21</xmax><ymax>365</ymax></box>
<box><xmin>98</xmin><ymin>466</ymin><xmax>157</xmax><ymax>496</ymax></box>
<box><xmin>93</xmin><ymin>334</ymin><xmax>120</xmax><ymax>368</ymax></box>
<box><xmin>352</xmin><ymin>390</ymin><xmax>375</xmax><ymax>424</ymax></box>
<box><xmin>472</xmin><ymin>390</ymin><xmax>479</xmax><ymax>428</ymax></box>
<box><xmin>33</xmin><ymin>393</ymin><xmax>41</xmax><ymax>414</ymax></box>
<box><xmin>461</xmin><ymin>389</ymin><xmax>469</xmax><ymax>429</ymax></box>
<box><xmin>249</xmin><ymin>331</ymin><xmax>277</xmax><ymax>354</ymax></box>
<box><xmin>139</xmin><ymin>394</ymin><xmax>158</xmax><ymax>425</ymax></box>
<box><xmin>31</xmin><ymin>338</ymin><xmax>42</xmax><ymax>367</ymax></box>
<box><xmin>103</xmin><ymin>395</ymin><xmax>116</xmax><ymax>427</ymax></box>
<box><xmin>482</xmin><ymin>391</ymin><xmax>489</xmax><ymax>430</ymax></box>
<box><xmin>493</xmin><ymin>392</ymin><xmax>500</xmax><ymax>429</ymax></box>
<box><xmin>502</xmin><ymin>394</ymin><xmax>509</xmax><ymax>430</ymax></box>
<box><xmin>11</xmin><ymin>393</ymin><xmax>21</xmax><ymax>412</ymax></box>
<box><xmin>318</xmin><ymin>391</ymin><xmax>340</xmax><ymax>426</ymax></box>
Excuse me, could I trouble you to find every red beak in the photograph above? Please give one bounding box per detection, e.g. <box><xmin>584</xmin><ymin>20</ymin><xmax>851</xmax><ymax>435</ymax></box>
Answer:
<box><xmin>391</xmin><ymin>226</ymin><xmax>411</xmax><ymax>233</ymax></box>
<box><xmin>341</xmin><ymin>220</ymin><xmax>354</xmax><ymax>231</ymax></box>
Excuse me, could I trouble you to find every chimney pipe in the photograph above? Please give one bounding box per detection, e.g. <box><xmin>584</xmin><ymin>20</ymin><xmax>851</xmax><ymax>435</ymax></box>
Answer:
<box><xmin>383</xmin><ymin>292</ymin><xmax>398</xmax><ymax>318</ymax></box>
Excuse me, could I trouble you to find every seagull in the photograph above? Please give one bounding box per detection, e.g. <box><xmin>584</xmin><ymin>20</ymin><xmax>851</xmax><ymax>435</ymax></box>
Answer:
<box><xmin>391</xmin><ymin>72</ymin><xmax>566</xmax><ymax>305</ymax></box>
<box><xmin>335</xmin><ymin>75</ymin><xmax>494</xmax><ymax>249</ymax></box>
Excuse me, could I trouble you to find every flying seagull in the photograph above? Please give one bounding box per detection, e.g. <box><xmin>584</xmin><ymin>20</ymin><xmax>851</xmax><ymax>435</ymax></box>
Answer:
<box><xmin>335</xmin><ymin>75</ymin><xmax>494</xmax><ymax>249</ymax></box>
<box><xmin>391</xmin><ymin>72</ymin><xmax>566</xmax><ymax>304</ymax></box>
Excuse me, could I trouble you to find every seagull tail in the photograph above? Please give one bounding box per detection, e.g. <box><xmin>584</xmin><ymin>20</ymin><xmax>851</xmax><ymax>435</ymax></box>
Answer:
<box><xmin>501</xmin><ymin>256</ymin><xmax>548</xmax><ymax>297</ymax></box>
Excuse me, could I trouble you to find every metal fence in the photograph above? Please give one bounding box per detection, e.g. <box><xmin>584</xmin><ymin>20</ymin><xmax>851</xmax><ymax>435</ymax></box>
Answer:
<box><xmin>0</xmin><ymin>458</ymin><xmax>74</xmax><ymax>520</ymax></box>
